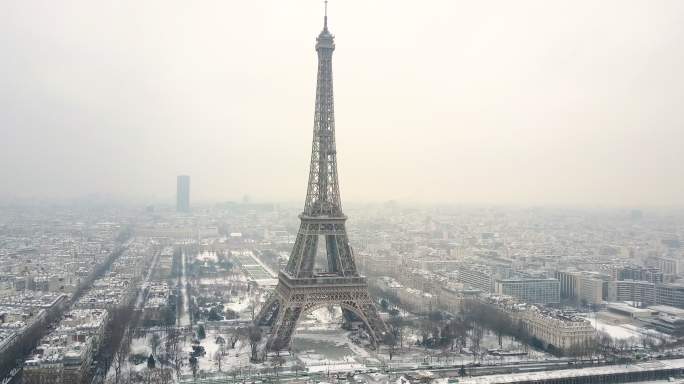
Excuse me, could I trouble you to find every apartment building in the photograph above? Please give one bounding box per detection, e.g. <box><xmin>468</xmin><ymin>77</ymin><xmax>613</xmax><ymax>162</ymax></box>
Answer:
<box><xmin>521</xmin><ymin>307</ymin><xmax>595</xmax><ymax>351</ymax></box>
<box><xmin>495</xmin><ymin>278</ymin><xmax>560</xmax><ymax>304</ymax></box>
<box><xmin>607</xmin><ymin>280</ymin><xmax>656</xmax><ymax>306</ymax></box>
<box><xmin>458</xmin><ymin>264</ymin><xmax>495</xmax><ymax>293</ymax></box>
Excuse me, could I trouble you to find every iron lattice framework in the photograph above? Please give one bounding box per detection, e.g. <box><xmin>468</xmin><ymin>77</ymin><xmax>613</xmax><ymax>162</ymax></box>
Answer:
<box><xmin>256</xmin><ymin>12</ymin><xmax>386</xmax><ymax>353</ymax></box>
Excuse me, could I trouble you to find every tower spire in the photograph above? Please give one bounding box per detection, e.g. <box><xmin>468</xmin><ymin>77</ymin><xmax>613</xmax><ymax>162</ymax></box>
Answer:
<box><xmin>324</xmin><ymin>0</ymin><xmax>328</xmax><ymax>29</ymax></box>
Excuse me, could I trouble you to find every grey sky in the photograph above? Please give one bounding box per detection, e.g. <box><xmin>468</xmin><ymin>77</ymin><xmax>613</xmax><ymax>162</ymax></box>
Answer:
<box><xmin>1</xmin><ymin>0</ymin><xmax>683</xmax><ymax>206</ymax></box>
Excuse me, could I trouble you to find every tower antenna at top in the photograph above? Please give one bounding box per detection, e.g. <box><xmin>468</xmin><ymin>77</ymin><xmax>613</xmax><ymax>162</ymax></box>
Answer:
<box><xmin>324</xmin><ymin>0</ymin><xmax>328</xmax><ymax>29</ymax></box>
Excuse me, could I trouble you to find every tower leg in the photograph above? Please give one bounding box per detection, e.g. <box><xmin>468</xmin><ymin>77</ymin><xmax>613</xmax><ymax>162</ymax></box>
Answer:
<box><xmin>258</xmin><ymin>291</ymin><xmax>387</xmax><ymax>353</ymax></box>
<box><xmin>265</xmin><ymin>304</ymin><xmax>303</xmax><ymax>352</ymax></box>
<box><xmin>256</xmin><ymin>294</ymin><xmax>280</xmax><ymax>326</ymax></box>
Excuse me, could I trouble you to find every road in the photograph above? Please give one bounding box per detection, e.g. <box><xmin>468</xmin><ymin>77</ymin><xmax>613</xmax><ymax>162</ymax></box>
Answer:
<box><xmin>134</xmin><ymin>249</ymin><xmax>161</xmax><ymax>309</ymax></box>
<box><xmin>178</xmin><ymin>358</ymin><xmax>613</xmax><ymax>384</ymax></box>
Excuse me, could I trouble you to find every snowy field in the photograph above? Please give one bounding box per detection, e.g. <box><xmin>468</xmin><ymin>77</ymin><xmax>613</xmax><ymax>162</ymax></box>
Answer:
<box><xmin>585</xmin><ymin>314</ymin><xmax>673</xmax><ymax>344</ymax></box>
<box><xmin>589</xmin><ymin>317</ymin><xmax>642</xmax><ymax>340</ymax></box>
<box><xmin>223</xmin><ymin>296</ymin><xmax>252</xmax><ymax>316</ymax></box>
<box><xmin>291</xmin><ymin>307</ymin><xmax>372</xmax><ymax>373</ymax></box>
<box><xmin>190</xmin><ymin>329</ymin><xmax>252</xmax><ymax>375</ymax></box>
<box><xmin>196</xmin><ymin>251</ymin><xmax>218</xmax><ymax>262</ymax></box>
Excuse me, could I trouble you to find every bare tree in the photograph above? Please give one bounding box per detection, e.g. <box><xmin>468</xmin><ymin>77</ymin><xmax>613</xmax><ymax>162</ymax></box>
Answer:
<box><xmin>388</xmin><ymin>312</ymin><xmax>405</xmax><ymax>350</ymax></box>
<box><xmin>470</xmin><ymin>324</ymin><xmax>483</xmax><ymax>358</ymax></box>
<box><xmin>229</xmin><ymin>369</ymin><xmax>239</xmax><ymax>383</ymax></box>
<box><xmin>112</xmin><ymin>320</ymin><xmax>133</xmax><ymax>384</ymax></box>
<box><xmin>596</xmin><ymin>330</ymin><xmax>614</xmax><ymax>358</ymax></box>
<box><xmin>292</xmin><ymin>363</ymin><xmax>305</xmax><ymax>378</ymax></box>
<box><xmin>164</xmin><ymin>327</ymin><xmax>177</xmax><ymax>357</ymax></box>
<box><xmin>384</xmin><ymin>332</ymin><xmax>397</xmax><ymax>360</ymax></box>
<box><xmin>165</xmin><ymin>328</ymin><xmax>184</xmax><ymax>381</ymax></box>
<box><xmin>272</xmin><ymin>355</ymin><xmax>285</xmax><ymax>381</ymax></box>
<box><xmin>453</xmin><ymin>319</ymin><xmax>468</xmax><ymax>351</ymax></box>
<box><xmin>189</xmin><ymin>356</ymin><xmax>199</xmax><ymax>379</ymax></box>
<box><xmin>216</xmin><ymin>335</ymin><xmax>227</xmax><ymax>357</ymax></box>
<box><xmin>214</xmin><ymin>350</ymin><xmax>223</xmax><ymax>372</ymax></box>
<box><xmin>420</xmin><ymin>321</ymin><xmax>431</xmax><ymax>348</ymax></box>
<box><xmin>229</xmin><ymin>329</ymin><xmax>240</xmax><ymax>349</ymax></box>
<box><xmin>247</xmin><ymin>326</ymin><xmax>262</xmax><ymax>362</ymax></box>
<box><xmin>248</xmin><ymin>297</ymin><xmax>257</xmax><ymax>321</ymax></box>
<box><xmin>149</xmin><ymin>333</ymin><xmax>161</xmax><ymax>356</ymax></box>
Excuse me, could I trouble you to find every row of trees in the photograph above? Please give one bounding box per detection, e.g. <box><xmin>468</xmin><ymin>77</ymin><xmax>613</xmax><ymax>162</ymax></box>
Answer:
<box><xmin>378</xmin><ymin>295</ymin><xmax>591</xmax><ymax>361</ymax></box>
<box><xmin>107</xmin><ymin>306</ymin><xmax>138</xmax><ymax>384</ymax></box>
<box><xmin>382</xmin><ymin>296</ymin><xmax>678</xmax><ymax>362</ymax></box>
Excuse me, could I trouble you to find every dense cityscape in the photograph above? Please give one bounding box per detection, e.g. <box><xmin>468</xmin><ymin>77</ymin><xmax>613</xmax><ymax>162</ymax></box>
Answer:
<box><xmin>2</xmin><ymin>1</ymin><xmax>683</xmax><ymax>384</ymax></box>
<box><xmin>1</xmin><ymin>199</ymin><xmax>684</xmax><ymax>384</ymax></box>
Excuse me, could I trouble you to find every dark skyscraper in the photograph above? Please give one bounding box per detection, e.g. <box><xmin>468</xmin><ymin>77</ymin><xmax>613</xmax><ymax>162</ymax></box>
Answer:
<box><xmin>176</xmin><ymin>175</ymin><xmax>190</xmax><ymax>212</ymax></box>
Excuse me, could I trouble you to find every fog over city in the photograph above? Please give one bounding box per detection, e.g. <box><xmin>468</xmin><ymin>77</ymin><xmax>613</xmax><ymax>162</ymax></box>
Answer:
<box><xmin>2</xmin><ymin>0</ymin><xmax>683</xmax><ymax>205</ymax></box>
<box><xmin>5</xmin><ymin>2</ymin><xmax>684</xmax><ymax>384</ymax></box>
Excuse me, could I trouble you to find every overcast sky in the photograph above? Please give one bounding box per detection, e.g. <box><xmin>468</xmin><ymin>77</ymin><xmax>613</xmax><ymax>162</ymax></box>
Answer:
<box><xmin>1</xmin><ymin>0</ymin><xmax>683</xmax><ymax>206</ymax></box>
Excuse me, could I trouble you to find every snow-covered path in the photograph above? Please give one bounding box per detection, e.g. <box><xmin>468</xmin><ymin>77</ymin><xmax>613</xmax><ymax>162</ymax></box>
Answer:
<box><xmin>245</xmin><ymin>250</ymin><xmax>277</xmax><ymax>278</ymax></box>
<box><xmin>178</xmin><ymin>252</ymin><xmax>191</xmax><ymax>327</ymax></box>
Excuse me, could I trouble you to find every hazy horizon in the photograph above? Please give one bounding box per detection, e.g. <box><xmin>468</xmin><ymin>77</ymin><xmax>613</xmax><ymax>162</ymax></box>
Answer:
<box><xmin>2</xmin><ymin>0</ymin><xmax>683</xmax><ymax>206</ymax></box>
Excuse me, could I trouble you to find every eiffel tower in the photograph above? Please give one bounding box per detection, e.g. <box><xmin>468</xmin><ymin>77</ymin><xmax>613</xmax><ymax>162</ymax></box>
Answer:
<box><xmin>256</xmin><ymin>4</ymin><xmax>387</xmax><ymax>352</ymax></box>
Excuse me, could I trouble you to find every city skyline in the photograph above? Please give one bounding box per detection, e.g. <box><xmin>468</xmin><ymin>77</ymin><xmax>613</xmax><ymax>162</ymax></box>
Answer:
<box><xmin>2</xmin><ymin>0</ymin><xmax>683</xmax><ymax>206</ymax></box>
<box><xmin>2</xmin><ymin>4</ymin><xmax>684</xmax><ymax>383</ymax></box>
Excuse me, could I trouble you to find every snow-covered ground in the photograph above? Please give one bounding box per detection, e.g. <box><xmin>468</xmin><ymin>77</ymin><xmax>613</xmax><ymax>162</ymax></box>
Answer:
<box><xmin>589</xmin><ymin>317</ymin><xmax>641</xmax><ymax>340</ymax></box>
<box><xmin>585</xmin><ymin>314</ymin><xmax>673</xmax><ymax>344</ymax></box>
<box><xmin>190</xmin><ymin>329</ymin><xmax>251</xmax><ymax>375</ymax></box>
<box><xmin>171</xmin><ymin>299</ymin><xmax>559</xmax><ymax>381</ymax></box>
<box><xmin>292</xmin><ymin>307</ymin><xmax>371</xmax><ymax>373</ymax></box>
<box><xmin>196</xmin><ymin>251</ymin><xmax>218</xmax><ymax>262</ymax></box>
<box><xmin>129</xmin><ymin>335</ymin><xmax>152</xmax><ymax>357</ymax></box>
<box><xmin>223</xmin><ymin>296</ymin><xmax>252</xmax><ymax>316</ymax></box>
<box><xmin>121</xmin><ymin>248</ymin><xmax>563</xmax><ymax>383</ymax></box>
